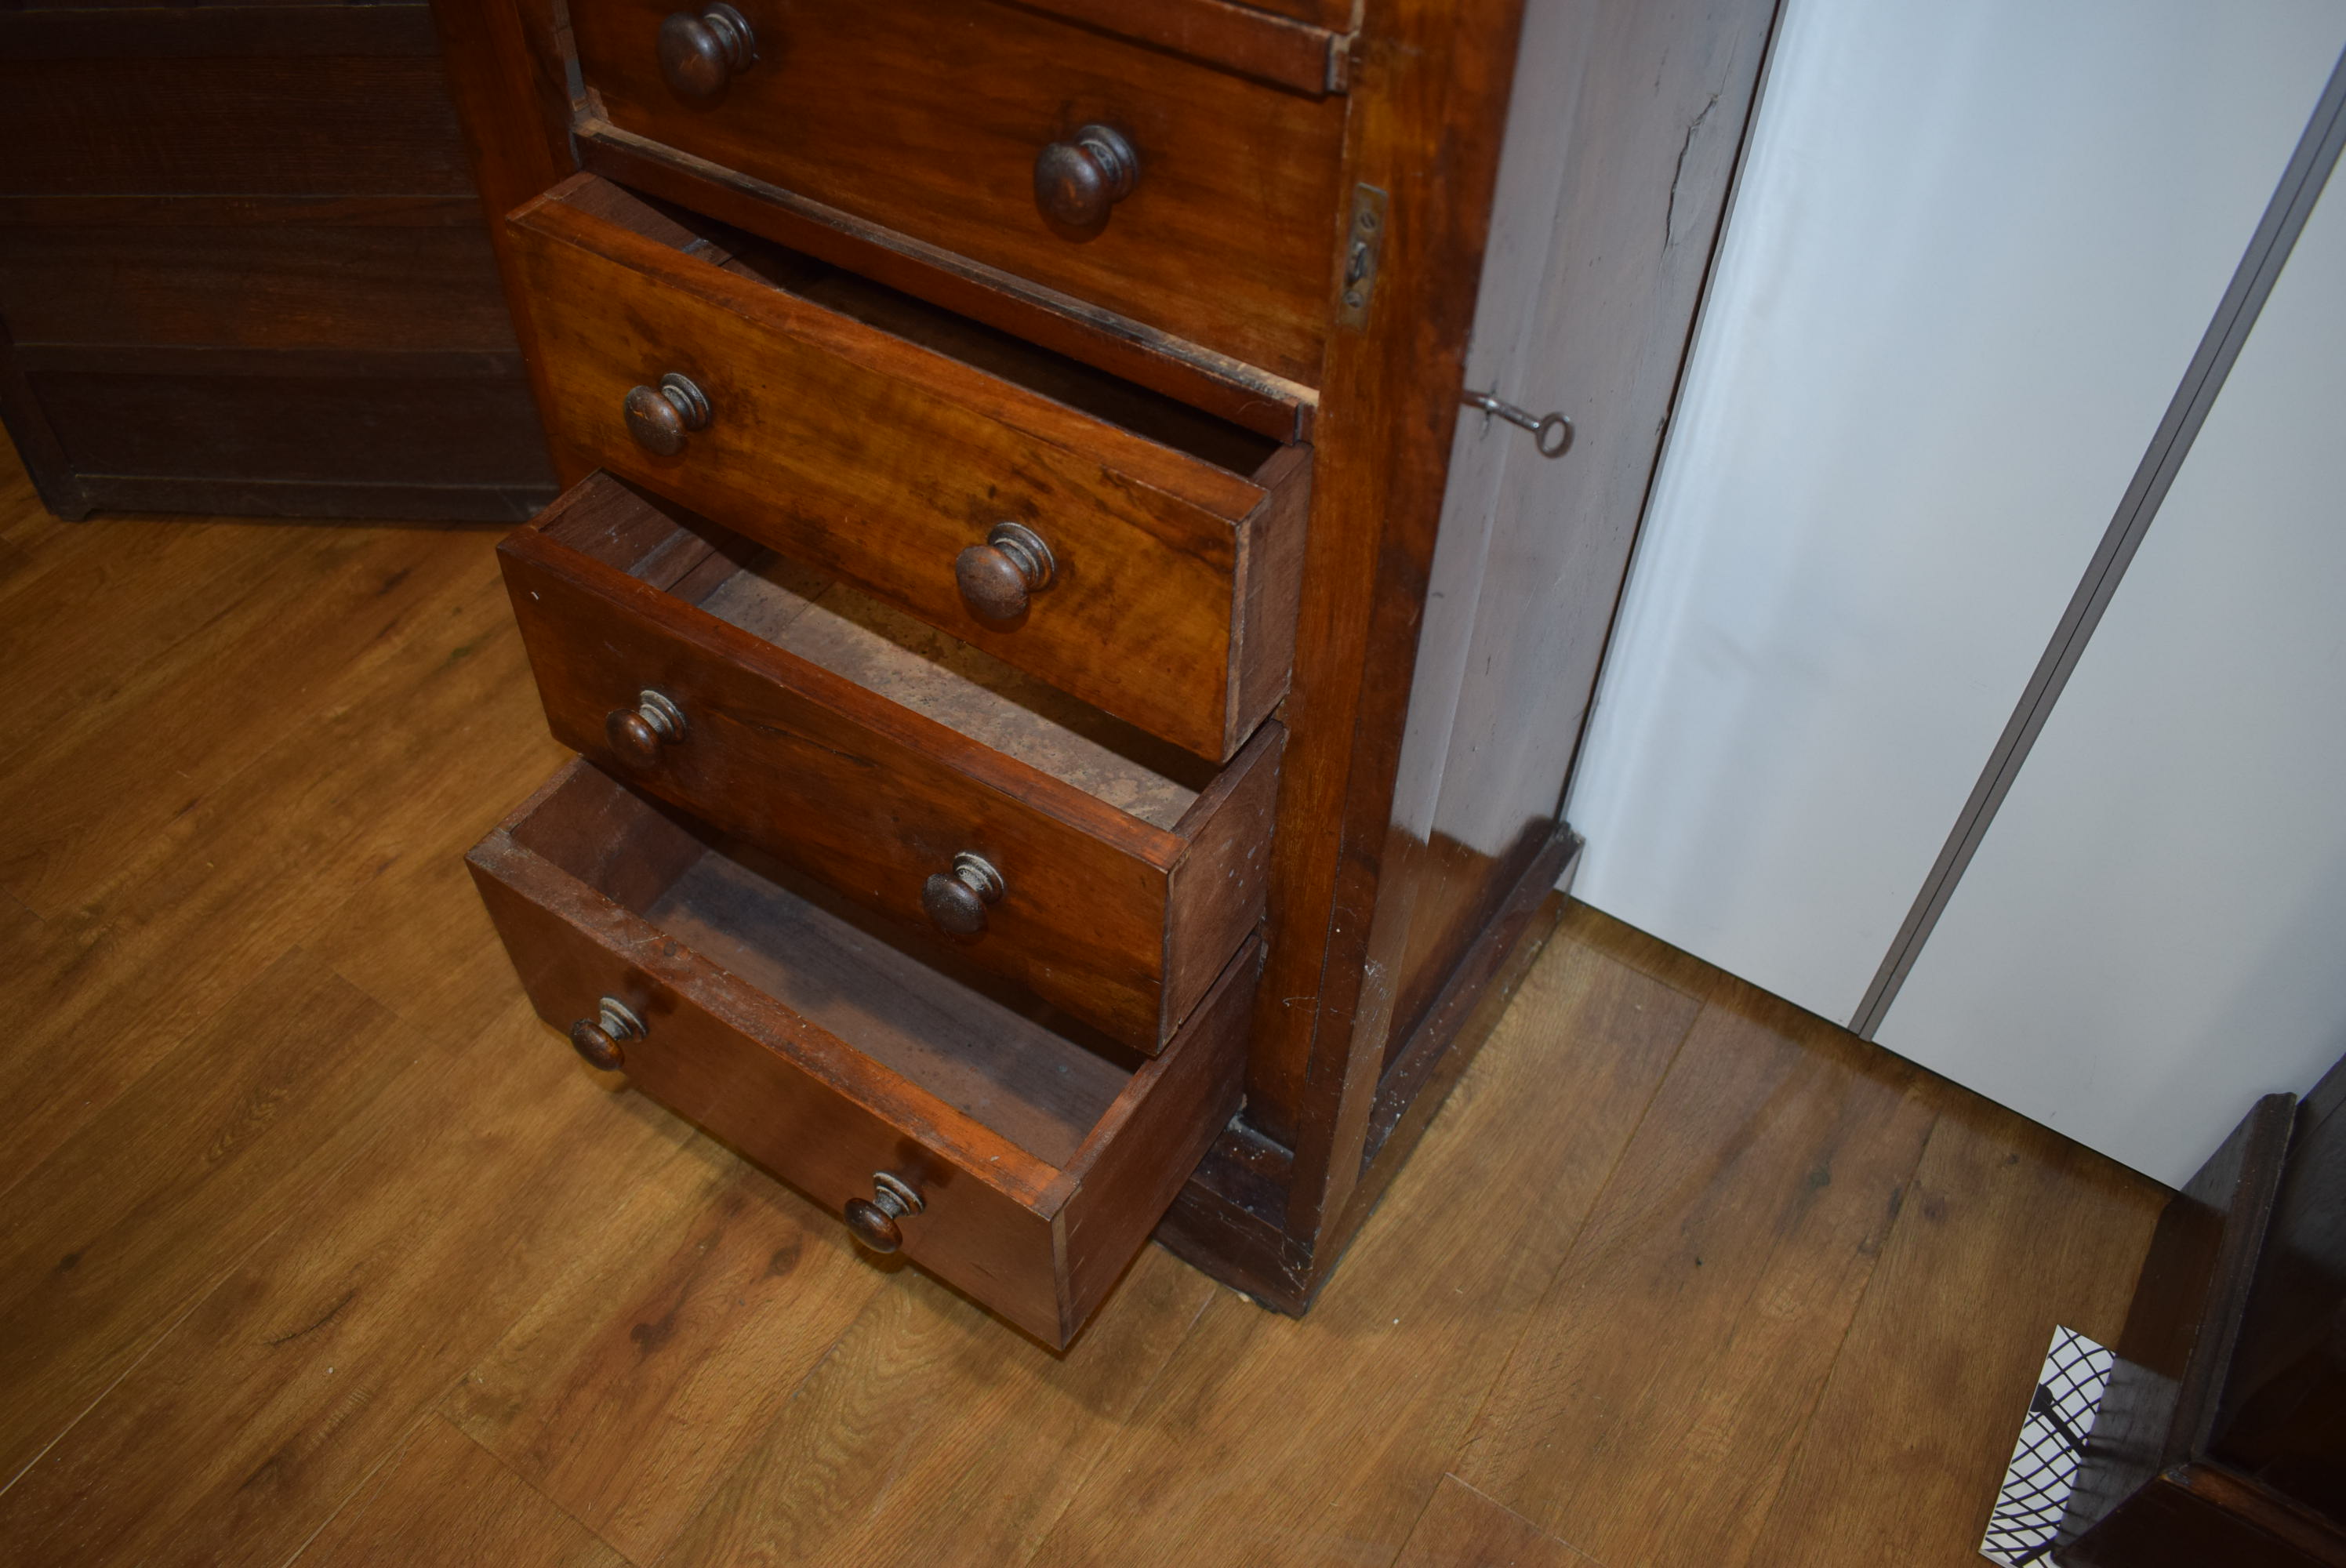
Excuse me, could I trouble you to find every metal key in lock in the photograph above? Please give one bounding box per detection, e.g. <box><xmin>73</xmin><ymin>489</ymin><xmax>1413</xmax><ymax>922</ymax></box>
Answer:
<box><xmin>1463</xmin><ymin>389</ymin><xmax>1573</xmax><ymax>458</ymax></box>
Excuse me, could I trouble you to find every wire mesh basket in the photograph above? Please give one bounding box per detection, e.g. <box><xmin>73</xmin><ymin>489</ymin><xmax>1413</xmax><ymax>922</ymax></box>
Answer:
<box><xmin>1981</xmin><ymin>1326</ymin><xmax>2115</xmax><ymax>1566</ymax></box>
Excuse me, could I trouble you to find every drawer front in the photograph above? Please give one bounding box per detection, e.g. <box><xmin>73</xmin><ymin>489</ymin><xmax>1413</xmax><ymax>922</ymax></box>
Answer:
<box><xmin>498</xmin><ymin>483</ymin><xmax>1284</xmax><ymax>1053</ymax></box>
<box><xmin>470</xmin><ymin>840</ymin><xmax>1066</xmax><ymax>1338</ymax></box>
<box><xmin>568</xmin><ymin>0</ymin><xmax>1347</xmax><ymax>382</ymax></box>
<box><xmin>465</xmin><ymin>764</ymin><xmax>1260</xmax><ymax>1345</ymax></box>
<box><xmin>508</xmin><ymin>180</ymin><xmax>1307</xmax><ymax>764</ymax></box>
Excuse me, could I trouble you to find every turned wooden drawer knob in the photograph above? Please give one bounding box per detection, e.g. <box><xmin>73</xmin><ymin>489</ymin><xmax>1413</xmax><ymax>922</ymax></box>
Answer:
<box><xmin>921</xmin><ymin>851</ymin><xmax>1004</xmax><ymax>937</ymax></box>
<box><xmin>606</xmin><ymin>689</ymin><xmax>688</xmax><ymax>767</ymax></box>
<box><xmin>844</xmin><ymin>1172</ymin><xmax>924</xmax><ymax>1254</ymax></box>
<box><xmin>1033</xmin><ymin>124</ymin><xmax>1139</xmax><ymax>239</ymax></box>
<box><xmin>623</xmin><ymin>373</ymin><xmax>712</xmax><ymax>456</ymax></box>
<box><xmin>955</xmin><ymin>523</ymin><xmax>1056</xmax><ymax>622</ymax></box>
<box><xmin>657</xmin><ymin>4</ymin><xmax>757</xmax><ymax>101</ymax></box>
<box><xmin>569</xmin><ymin>996</ymin><xmax>645</xmax><ymax>1071</ymax></box>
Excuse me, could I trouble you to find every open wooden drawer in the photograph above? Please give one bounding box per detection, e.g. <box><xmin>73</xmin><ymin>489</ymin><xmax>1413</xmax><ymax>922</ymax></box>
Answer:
<box><xmin>467</xmin><ymin>759</ymin><xmax>1255</xmax><ymax>1348</ymax></box>
<box><xmin>506</xmin><ymin>174</ymin><xmax>1311</xmax><ymax>764</ymax></box>
<box><xmin>500</xmin><ymin>471</ymin><xmax>1283</xmax><ymax>1054</ymax></box>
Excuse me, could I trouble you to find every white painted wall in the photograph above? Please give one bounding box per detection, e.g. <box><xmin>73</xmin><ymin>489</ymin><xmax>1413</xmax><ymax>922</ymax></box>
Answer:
<box><xmin>1560</xmin><ymin>0</ymin><xmax>2346</xmax><ymax>1181</ymax></box>
<box><xmin>1879</xmin><ymin>170</ymin><xmax>2346</xmax><ymax>1185</ymax></box>
<box><xmin>1563</xmin><ymin>0</ymin><xmax>2341</xmax><ymax>1016</ymax></box>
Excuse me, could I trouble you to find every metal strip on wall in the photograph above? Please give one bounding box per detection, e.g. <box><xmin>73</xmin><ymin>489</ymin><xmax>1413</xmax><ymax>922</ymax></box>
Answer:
<box><xmin>1850</xmin><ymin>42</ymin><xmax>2346</xmax><ymax>1041</ymax></box>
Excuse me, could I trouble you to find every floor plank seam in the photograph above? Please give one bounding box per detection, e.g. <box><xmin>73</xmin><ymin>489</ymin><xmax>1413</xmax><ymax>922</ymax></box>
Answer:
<box><xmin>271</xmin><ymin>1403</ymin><xmax>446</xmax><ymax>1568</ymax></box>
<box><xmin>0</xmin><ymin>911</ymin><xmax>240</xmax><ymax>1209</ymax></box>
<box><xmin>1379</xmin><ymin>1470</ymin><xmax>1455</xmax><ymax>1568</ymax></box>
<box><xmin>1732</xmin><ymin>1107</ymin><xmax>1950</xmax><ymax>1566</ymax></box>
<box><xmin>1434</xmin><ymin>986</ymin><xmax>1705</xmax><ymax>1489</ymax></box>
<box><xmin>5</xmin><ymin>530</ymin><xmax>505</xmax><ymax>931</ymax></box>
<box><xmin>437</xmin><ymin>1410</ymin><xmax>641</xmax><ymax>1568</ymax></box>
<box><xmin>1</xmin><ymin>526</ymin><xmax>356</xmax><ymax>805</ymax></box>
<box><xmin>1456</xmin><ymin>1472</ymin><xmax>1611</xmax><ymax>1568</ymax></box>
<box><xmin>0</xmin><ymin>1225</ymin><xmax>256</xmax><ymax>1504</ymax></box>
<box><xmin>1560</xmin><ymin>929</ymin><xmax>1719</xmax><ymax>1016</ymax></box>
<box><xmin>1007</xmin><ymin>1263</ymin><xmax>1226</xmax><ymax>1568</ymax></box>
<box><xmin>641</xmin><ymin>1247</ymin><xmax>911</xmax><ymax>1566</ymax></box>
<box><xmin>0</xmin><ymin>971</ymin><xmax>568</xmax><ymax>1512</ymax></box>
<box><xmin>0</xmin><ymin>942</ymin><xmax>403</xmax><ymax>1497</ymax></box>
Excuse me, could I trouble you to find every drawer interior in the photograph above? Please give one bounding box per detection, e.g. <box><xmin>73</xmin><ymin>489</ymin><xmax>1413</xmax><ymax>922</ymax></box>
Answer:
<box><xmin>697</xmin><ymin>561</ymin><xmax>1211</xmax><ymax>830</ymax></box>
<box><xmin>509</xmin><ymin>761</ymin><xmax>1145</xmax><ymax>1167</ymax></box>
<box><xmin>561</xmin><ymin>178</ymin><xmax>1284</xmax><ymax>485</ymax></box>
<box><xmin>514</xmin><ymin>175</ymin><xmax>1313</xmax><ymax>762</ymax></box>
<box><xmin>510</xmin><ymin>470</ymin><xmax>1286</xmax><ymax>1053</ymax></box>
<box><xmin>543</xmin><ymin>475</ymin><xmax>1229</xmax><ymax>833</ymax></box>
<box><xmin>476</xmin><ymin>755</ymin><xmax>1258</xmax><ymax>1343</ymax></box>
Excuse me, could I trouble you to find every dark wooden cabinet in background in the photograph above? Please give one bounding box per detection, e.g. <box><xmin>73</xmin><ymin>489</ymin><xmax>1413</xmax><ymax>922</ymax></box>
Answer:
<box><xmin>2064</xmin><ymin>1052</ymin><xmax>2346</xmax><ymax>1566</ymax></box>
<box><xmin>0</xmin><ymin>2</ymin><xmax>556</xmax><ymax>521</ymax></box>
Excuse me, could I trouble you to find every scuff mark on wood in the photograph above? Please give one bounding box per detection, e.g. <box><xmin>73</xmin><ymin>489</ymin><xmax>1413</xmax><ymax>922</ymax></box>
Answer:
<box><xmin>262</xmin><ymin>1287</ymin><xmax>357</xmax><ymax>1348</ymax></box>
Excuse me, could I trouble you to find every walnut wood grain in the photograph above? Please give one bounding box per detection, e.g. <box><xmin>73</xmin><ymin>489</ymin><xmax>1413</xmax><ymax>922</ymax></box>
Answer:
<box><xmin>2068</xmin><ymin>1464</ymin><xmax>2346</xmax><ymax>1568</ymax></box>
<box><xmin>1164</xmin><ymin>726</ymin><xmax>1284</xmax><ymax>1038</ymax></box>
<box><xmin>1228</xmin><ymin>441</ymin><xmax>1315</xmax><ymax>751</ymax></box>
<box><xmin>466</xmin><ymin>758</ymin><xmax>1256</xmax><ymax>1348</ymax></box>
<box><xmin>423</xmin><ymin>0</ymin><xmax>576</xmax><ymax>221</ymax></box>
<box><xmin>648</xmin><ymin>855</ymin><xmax>1126</xmax><ymax>1169</ymax></box>
<box><xmin>1155</xmin><ymin>836</ymin><xmax>1574</xmax><ymax>1314</ymax></box>
<box><xmin>0</xmin><ymin>51</ymin><xmax>468</xmax><ymax>198</ymax></box>
<box><xmin>467</xmin><ymin>774</ymin><xmax>1065</xmax><ymax>1342</ymax></box>
<box><xmin>499</xmin><ymin>473</ymin><xmax>1282</xmax><ymax>1053</ymax></box>
<box><xmin>1048</xmin><ymin>938</ymin><xmax>1258</xmax><ymax>1341</ymax></box>
<box><xmin>714</xmin><ymin>581</ymin><xmax>1207</xmax><ymax>833</ymax></box>
<box><xmin>507</xmin><ymin>176</ymin><xmax>1309</xmax><ymax>760</ymax></box>
<box><xmin>1240</xmin><ymin>0</ymin><xmax>1527</xmax><ymax>1189</ymax></box>
<box><xmin>566</xmin><ymin>0</ymin><xmax>1347</xmax><ymax>381</ymax></box>
<box><xmin>572</xmin><ymin>127</ymin><xmax>1314</xmax><ymax>444</ymax></box>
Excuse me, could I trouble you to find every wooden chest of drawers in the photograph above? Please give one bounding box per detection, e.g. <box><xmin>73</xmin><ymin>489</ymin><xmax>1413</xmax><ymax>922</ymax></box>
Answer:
<box><xmin>438</xmin><ymin>0</ymin><xmax>1775</xmax><ymax>1345</ymax></box>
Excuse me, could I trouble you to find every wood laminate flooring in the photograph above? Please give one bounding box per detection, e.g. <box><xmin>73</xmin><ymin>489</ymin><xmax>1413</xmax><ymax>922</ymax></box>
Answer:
<box><xmin>0</xmin><ymin>441</ymin><xmax>2170</xmax><ymax>1566</ymax></box>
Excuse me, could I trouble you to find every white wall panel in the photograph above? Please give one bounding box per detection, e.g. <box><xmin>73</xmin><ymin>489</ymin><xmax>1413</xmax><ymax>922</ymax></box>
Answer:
<box><xmin>1879</xmin><ymin>169</ymin><xmax>2346</xmax><ymax>1186</ymax></box>
<box><xmin>1563</xmin><ymin>0</ymin><xmax>2345</xmax><ymax>1024</ymax></box>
